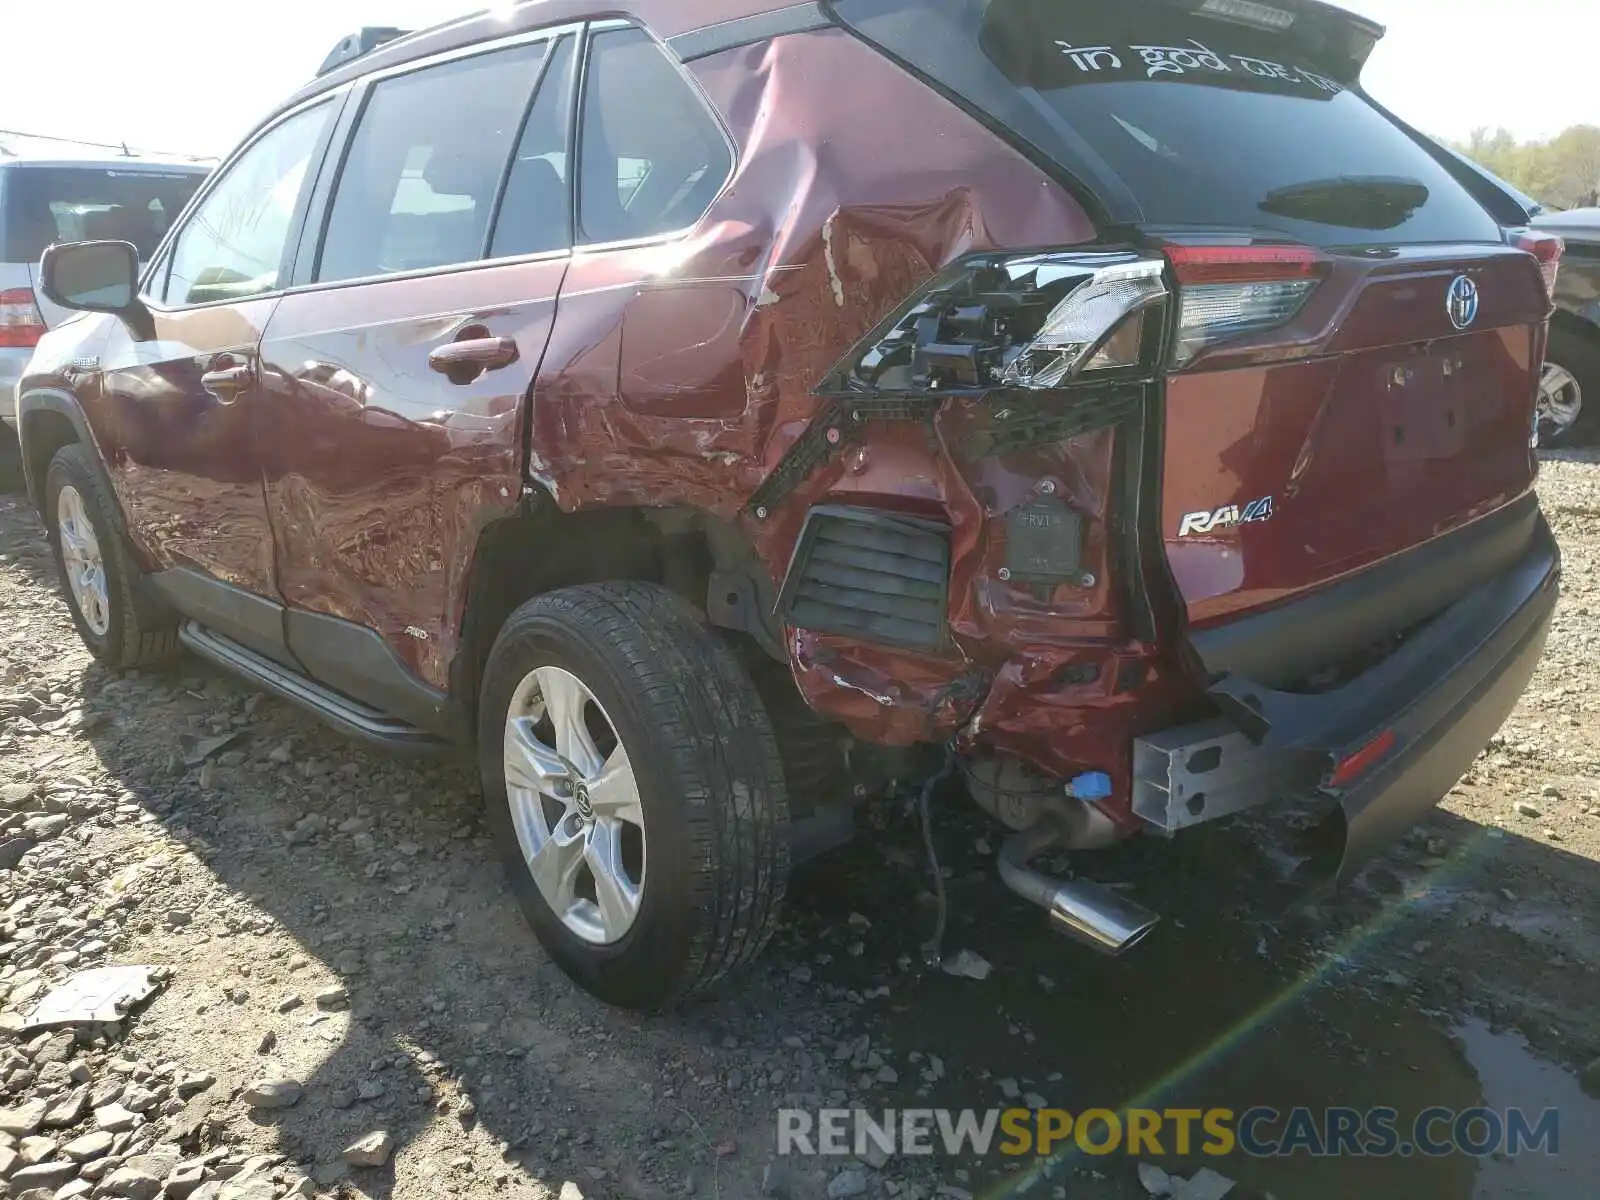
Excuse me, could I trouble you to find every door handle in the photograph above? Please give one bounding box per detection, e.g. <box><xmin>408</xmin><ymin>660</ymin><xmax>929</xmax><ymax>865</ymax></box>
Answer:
<box><xmin>200</xmin><ymin>364</ymin><xmax>253</xmax><ymax>403</ymax></box>
<box><xmin>428</xmin><ymin>336</ymin><xmax>519</xmax><ymax>379</ymax></box>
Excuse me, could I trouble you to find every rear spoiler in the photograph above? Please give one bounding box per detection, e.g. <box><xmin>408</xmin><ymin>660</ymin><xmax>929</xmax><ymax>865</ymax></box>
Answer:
<box><xmin>977</xmin><ymin>0</ymin><xmax>1384</xmax><ymax>82</ymax></box>
<box><xmin>316</xmin><ymin>27</ymin><xmax>412</xmax><ymax>78</ymax></box>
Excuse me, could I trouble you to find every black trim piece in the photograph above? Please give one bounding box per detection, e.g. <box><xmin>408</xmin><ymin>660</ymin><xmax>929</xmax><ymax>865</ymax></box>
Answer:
<box><xmin>746</xmin><ymin>396</ymin><xmax>938</xmax><ymax>516</ymax></box>
<box><xmin>1332</xmin><ymin>536</ymin><xmax>1555</xmax><ymax>882</ymax></box>
<box><xmin>148</xmin><ymin>568</ymin><xmax>298</xmax><ymax>669</ymax></box>
<box><xmin>15</xmin><ymin>389</ymin><xmax>96</xmax><ymax>508</ymax></box>
<box><xmin>776</xmin><ymin>505</ymin><xmax>951</xmax><ymax>652</ymax></box>
<box><xmin>284</xmin><ymin>608</ymin><xmax>453</xmax><ymax>736</ymax></box>
<box><xmin>1109</xmin><ymin>381</ymin><xmax>1182</xmax><ymax>649</ymax></box>
<box><xmin>1212</xmin><ymin>515</ymin><xmax>1559</xmax><ymax>755</ymax></box>
<box><xmin>1002</xmin><ymin>496</ymin><xmax>1082</xmax><ymax>585</ymax></box>
<box><xmin>483</xmin><ymin>34</ymin><xmax>569</xmax><ymax>261</ymax></box>
<box><xmin>669</xmin><ymin>2</ymin><xmax>833</xmax><ymax>61</ymax></box>
<box><xmin>180</xmin><ymin>623</ymin><xmax>449</xmax><ymax>754</ymax></box>
<box><xmin>276</xmin><ymin>91</ymin><xmax>354</xmax><ymax>292</ymax></box>
<box><xmin>706</xmin><ymin>569</ymin><xmax>787</xmax><ymax>662</ymax></box>
<box><xmin>301</xmin><ymin>79</ymin><xmax>375</xmax><ymax>286</ymax></box>
<box><xmin>959</xmin><ymin>385</ymin><xmax>1142</xmax><ymax>460</ymax></box>
<box><xmin>1191</xmin><ymin>491</ymin><xmax>1543</xmax><ymax>693</ymax></box>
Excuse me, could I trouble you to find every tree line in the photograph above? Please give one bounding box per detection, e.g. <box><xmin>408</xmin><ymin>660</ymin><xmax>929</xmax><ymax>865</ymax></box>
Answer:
<box><xmin>1449</xmin><ymin>125</ymin><xmax>1600</xmax><ymax>211</ymax></box>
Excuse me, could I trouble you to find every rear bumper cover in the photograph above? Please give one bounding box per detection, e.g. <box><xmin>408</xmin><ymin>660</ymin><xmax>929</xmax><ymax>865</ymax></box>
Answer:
<box><xmin>1137</xmin><ymin>511</ymin><xmax>1559</xmax><ymax>882</ymax></box>
<box><xmin>1323</xmin><ymin>515</ymin><xmax>1558</xmax><ymax>880</ymax></box>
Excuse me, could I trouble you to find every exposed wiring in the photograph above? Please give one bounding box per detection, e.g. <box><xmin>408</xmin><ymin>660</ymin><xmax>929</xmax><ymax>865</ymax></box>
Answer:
<box><xmin>956</xmin><ymin>755</ymin><xmax>1061</xmax><ymax>803</ymax></box>
<box><xmin>917</xmin><ymin>743</ymin><xmax>959</xmax><ymax>968</ymax></box>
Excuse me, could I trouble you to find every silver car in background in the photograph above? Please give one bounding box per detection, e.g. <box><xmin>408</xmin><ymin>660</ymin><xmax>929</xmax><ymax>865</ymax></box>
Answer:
<box><xmin>1</xmin><ymin>154</ymin><xmax>209</xmax><ymax>478</ymax></box>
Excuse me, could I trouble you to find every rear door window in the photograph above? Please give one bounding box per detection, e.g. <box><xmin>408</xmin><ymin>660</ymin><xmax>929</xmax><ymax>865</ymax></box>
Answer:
<box><xmin>575</xmin><ymin>27</ymin><xmax>733</xmax><ymax>244</ymax></box>
<box><xmin>832</xmin><ymin>0</ymin><xmax>1502</xmax><ymax>247</ymax></box>
<box><xmin>1</xmin><ymin>166</ymin><xmax>207</xmax><ymax>262</ymax></box>
<box><xmin>316</xmin><ymin>42</ymin><xmax>547</xmax><ymax>284</ymax></box>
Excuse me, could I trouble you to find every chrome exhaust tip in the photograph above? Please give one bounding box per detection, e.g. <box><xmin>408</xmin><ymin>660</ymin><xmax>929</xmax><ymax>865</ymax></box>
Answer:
<box><xmin>1045</xmin><ymin>879</ymin><xmax>1160</xmax><ymax>955</ymax></box>
<box><xmin>997</xmin><ymin>815</ymin><xmax>1160</xmax><ymax>956</ymax></box>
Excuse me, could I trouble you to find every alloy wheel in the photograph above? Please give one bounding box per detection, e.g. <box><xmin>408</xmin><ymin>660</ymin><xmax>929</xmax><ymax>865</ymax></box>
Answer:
<box><xmin>503</xmin><ymin>665</ymin><xmax>646</xmax><ymax>945</ymax></box>
<box><xmin>1537</xmin><ymin>360</ymin><xmax>1583</xmax><ymax>443</ymax></box>
<box><xmin>56</xmin><ymin>484</ymin><xmax>110</xmax><ymax>637</ymax></box>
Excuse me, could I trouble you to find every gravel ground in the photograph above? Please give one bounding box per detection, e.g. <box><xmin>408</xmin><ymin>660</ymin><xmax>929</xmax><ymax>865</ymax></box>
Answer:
<box><xmin>0</xmin><ymin>452</ymin><xmax>1595</xmax><ymax>1200</ymax></box>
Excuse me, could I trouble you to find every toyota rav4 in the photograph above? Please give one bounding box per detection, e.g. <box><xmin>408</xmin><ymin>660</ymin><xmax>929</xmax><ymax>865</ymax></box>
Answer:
<box><xmin>15</xmin><ymin>0</ymin><xmax>1562</xmax><ymax>1010</ymax></box>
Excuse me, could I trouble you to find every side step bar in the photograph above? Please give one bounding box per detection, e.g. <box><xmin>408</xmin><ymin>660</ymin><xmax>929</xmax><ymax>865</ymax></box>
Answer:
<box><xmin>179</xmin><ymin>622</ymin><xmax>450</xmax><ymax>754</ymax></box>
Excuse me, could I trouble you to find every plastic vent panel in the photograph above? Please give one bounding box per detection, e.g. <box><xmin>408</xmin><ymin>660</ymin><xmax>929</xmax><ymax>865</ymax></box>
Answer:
<box><xmin>777</xmin><ymin>506</ymin><xmax>951</xmax><ymax>652</ymax></box>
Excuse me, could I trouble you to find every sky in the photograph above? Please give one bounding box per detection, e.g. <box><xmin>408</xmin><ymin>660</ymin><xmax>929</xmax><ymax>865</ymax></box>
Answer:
<box><xmin>2</xmin><ymin>0</ymin><xmax>1597</xmax><ymax>160</ymax></box>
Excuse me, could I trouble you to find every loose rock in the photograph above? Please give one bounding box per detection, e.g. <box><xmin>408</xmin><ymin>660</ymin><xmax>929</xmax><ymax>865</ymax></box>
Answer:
<box><xmin>240</xmin><ymin>1079</ymin><xmax>302</xmax><ymax>1109</ymax></box>
<box><xmin>93</xmin><ymin>1103</ymin><xmax>139</xmax><ymax>1132</ymax></box>
<box><xmin>0</xmin><ymin>1101</ymin><xmax>47</xmax><ymax>1137</ymax></box>
<box><xmin>100</xmin><ymin>1165</ymin><xmax>163</xmax><ymax>1200</ymax></box>
<box><xmin>62</xmin><ymin>1130</ymin><xmax>113</xmax><ymax>1161</ymax></box>
<box><xmin>5</xmin><ymin>1160</ymin><xmax>77</xmax><ymax>1192</ymax></box>
<box><xmin>342</xmin><ymin>1130</ymin><xmax>394</xmax><ymax>1168</ymax></box>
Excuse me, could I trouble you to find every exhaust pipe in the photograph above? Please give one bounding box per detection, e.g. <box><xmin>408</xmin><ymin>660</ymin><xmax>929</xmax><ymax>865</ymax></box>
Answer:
<box><xmin>998</xmin><ymin>816</ymin><xmax>1159</xmax><ymax>955</ymax></box>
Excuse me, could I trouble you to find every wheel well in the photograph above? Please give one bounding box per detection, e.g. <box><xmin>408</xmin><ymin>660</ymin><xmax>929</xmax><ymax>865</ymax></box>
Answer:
<box><xmin>1550</xmin><ymin>309</ymin><xmax>1600</xmax><ymax>353</ymax></box>
<box><xmin>449</xmin><ymin>499</ymin><xmax>784</xmax><ymax>721</ymax></box>
<box><xmin>19</xmin><ymin>408</ymin><xmax>80</xmax><ymax>510</ymax></box>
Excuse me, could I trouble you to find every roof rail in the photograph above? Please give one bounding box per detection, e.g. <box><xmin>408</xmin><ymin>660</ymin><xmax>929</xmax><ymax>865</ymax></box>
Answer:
<box><xmin>316</xmin><ymin>27</ymin><xmax>412</xmax><ymax>78</ymax></box>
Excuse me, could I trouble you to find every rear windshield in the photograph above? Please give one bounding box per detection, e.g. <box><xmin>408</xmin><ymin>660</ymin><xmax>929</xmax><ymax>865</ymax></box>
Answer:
<box><xmin>1</xmin><ymin>166</ymin><xmax>207</xmax><ymax>262</ymax></box>
<box><xmin>832</xmin><ymin>0</ymin><xmax>1503</xmax><ymax>247</ymax></box>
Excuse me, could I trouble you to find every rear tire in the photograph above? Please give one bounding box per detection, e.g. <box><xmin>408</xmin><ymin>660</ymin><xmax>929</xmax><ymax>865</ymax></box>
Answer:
<box><xmin>1537</xmin><ymin>327</ymin><xmax>1599</xmax><ymax>448</ymax></box>
<box><xmin>44</xmin><ymin>443</ymin><xmax>180</xmax><ymax>668</ymax></box>
<box><xmin>478</xmin><ymin>582</ymin><xmax>789</xmax><ymax>1011</ymax></box>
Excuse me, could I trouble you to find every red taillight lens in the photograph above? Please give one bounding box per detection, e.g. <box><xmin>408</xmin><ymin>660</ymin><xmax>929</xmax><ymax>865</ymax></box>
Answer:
<box><xmin>0</xmin><ymin>288</ymin><xmax>46</xmax><ymax>350</ymax></box>
<box><xmin>1513</xmin><ymin>230</ymin><xmax>1563</xmax><ymax>300</ymax></box>
<box><xmin>1165</xmin><ymin>243</ymin><xmax>1326</xmax><ymax>285</ymax></box>
<box><xmin>1163</xmin><ymin>243</ymin><xmax>1330</xmax><ymax>366</ymax></box>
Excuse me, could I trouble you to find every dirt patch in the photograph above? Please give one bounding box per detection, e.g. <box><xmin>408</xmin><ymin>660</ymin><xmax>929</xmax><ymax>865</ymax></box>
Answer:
<box><xmin>0</xmin><ymin>451</ymin><xmax>1595</xmax><ymax>1200</ymax></box>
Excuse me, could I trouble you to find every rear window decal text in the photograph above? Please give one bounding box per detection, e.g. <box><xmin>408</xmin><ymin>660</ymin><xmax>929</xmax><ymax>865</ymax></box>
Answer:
<box><xmin>1054</xmin><ymin>38</ymin><xmax>1343</xmax><ymax>94</ymax></box>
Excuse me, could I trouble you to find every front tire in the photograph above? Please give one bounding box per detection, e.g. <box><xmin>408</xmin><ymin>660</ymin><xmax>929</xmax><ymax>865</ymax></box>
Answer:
<box><xmin>44</xmin><ymin>443</ymin><xmax>180</xmax><ymax>668</ymax></box>
<box><xmin>479</xmin><ymin>582</ymin><xmax>789</xmax><ymax>1011</ymax></box>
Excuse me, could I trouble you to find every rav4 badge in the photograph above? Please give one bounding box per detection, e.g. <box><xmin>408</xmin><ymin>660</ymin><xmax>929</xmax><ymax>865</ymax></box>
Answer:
<box><xmin>1177</xmin><ymin>496</ymin><xmax>1274</xmax><ymax>538</ymax></box>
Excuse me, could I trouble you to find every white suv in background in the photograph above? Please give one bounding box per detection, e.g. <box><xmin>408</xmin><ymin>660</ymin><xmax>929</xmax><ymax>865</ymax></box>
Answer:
<box><xmin>1</xmin><ymin>154</ymin><xmax>209</xmax><ymax>477</ymax></box>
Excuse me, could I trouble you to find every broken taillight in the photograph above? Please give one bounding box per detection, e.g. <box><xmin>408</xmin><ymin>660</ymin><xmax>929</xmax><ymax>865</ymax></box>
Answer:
<box><xmin>1163</xmin><ymin>243</ymin><xmax>1330</xmax><ymax>366</ymax></box>
<box><xmin>998</xmin><ymin>256</ymin><xmax>1168</xmax><ymax>387</ymax></box>
<box><xmin>813</xmin><ymin>242</ymin><xmax>1333</xmax><ymax>397</ymax></box>
<box><xmin>1512</xmin><ymin>230</ymin><xmax>1563</xmax><ymax>301</ymax></box>
<box><xmin>813</xmin><ymin>249</ymin><xmax>1171</xmax><ymax>396</ymax></box>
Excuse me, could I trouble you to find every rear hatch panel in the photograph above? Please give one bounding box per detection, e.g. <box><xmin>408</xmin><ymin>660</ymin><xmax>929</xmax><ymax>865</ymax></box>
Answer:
<box><xmin>832</xmin><ymin>0</ymin><xmax>1548</xmax><ymax>683</ymax></box>
<box><xmin>1164</xmin><ymin>244</ymin><xmax>1546</xmax><ymax>633</ymax></box>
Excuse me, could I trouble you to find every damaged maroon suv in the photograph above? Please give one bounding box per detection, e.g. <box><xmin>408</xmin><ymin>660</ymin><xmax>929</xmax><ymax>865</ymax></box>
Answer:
<box><xmin>16</xmin><ymin>0</ymin><xmax>1563</xmax><ymax>1010</ymax></box>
